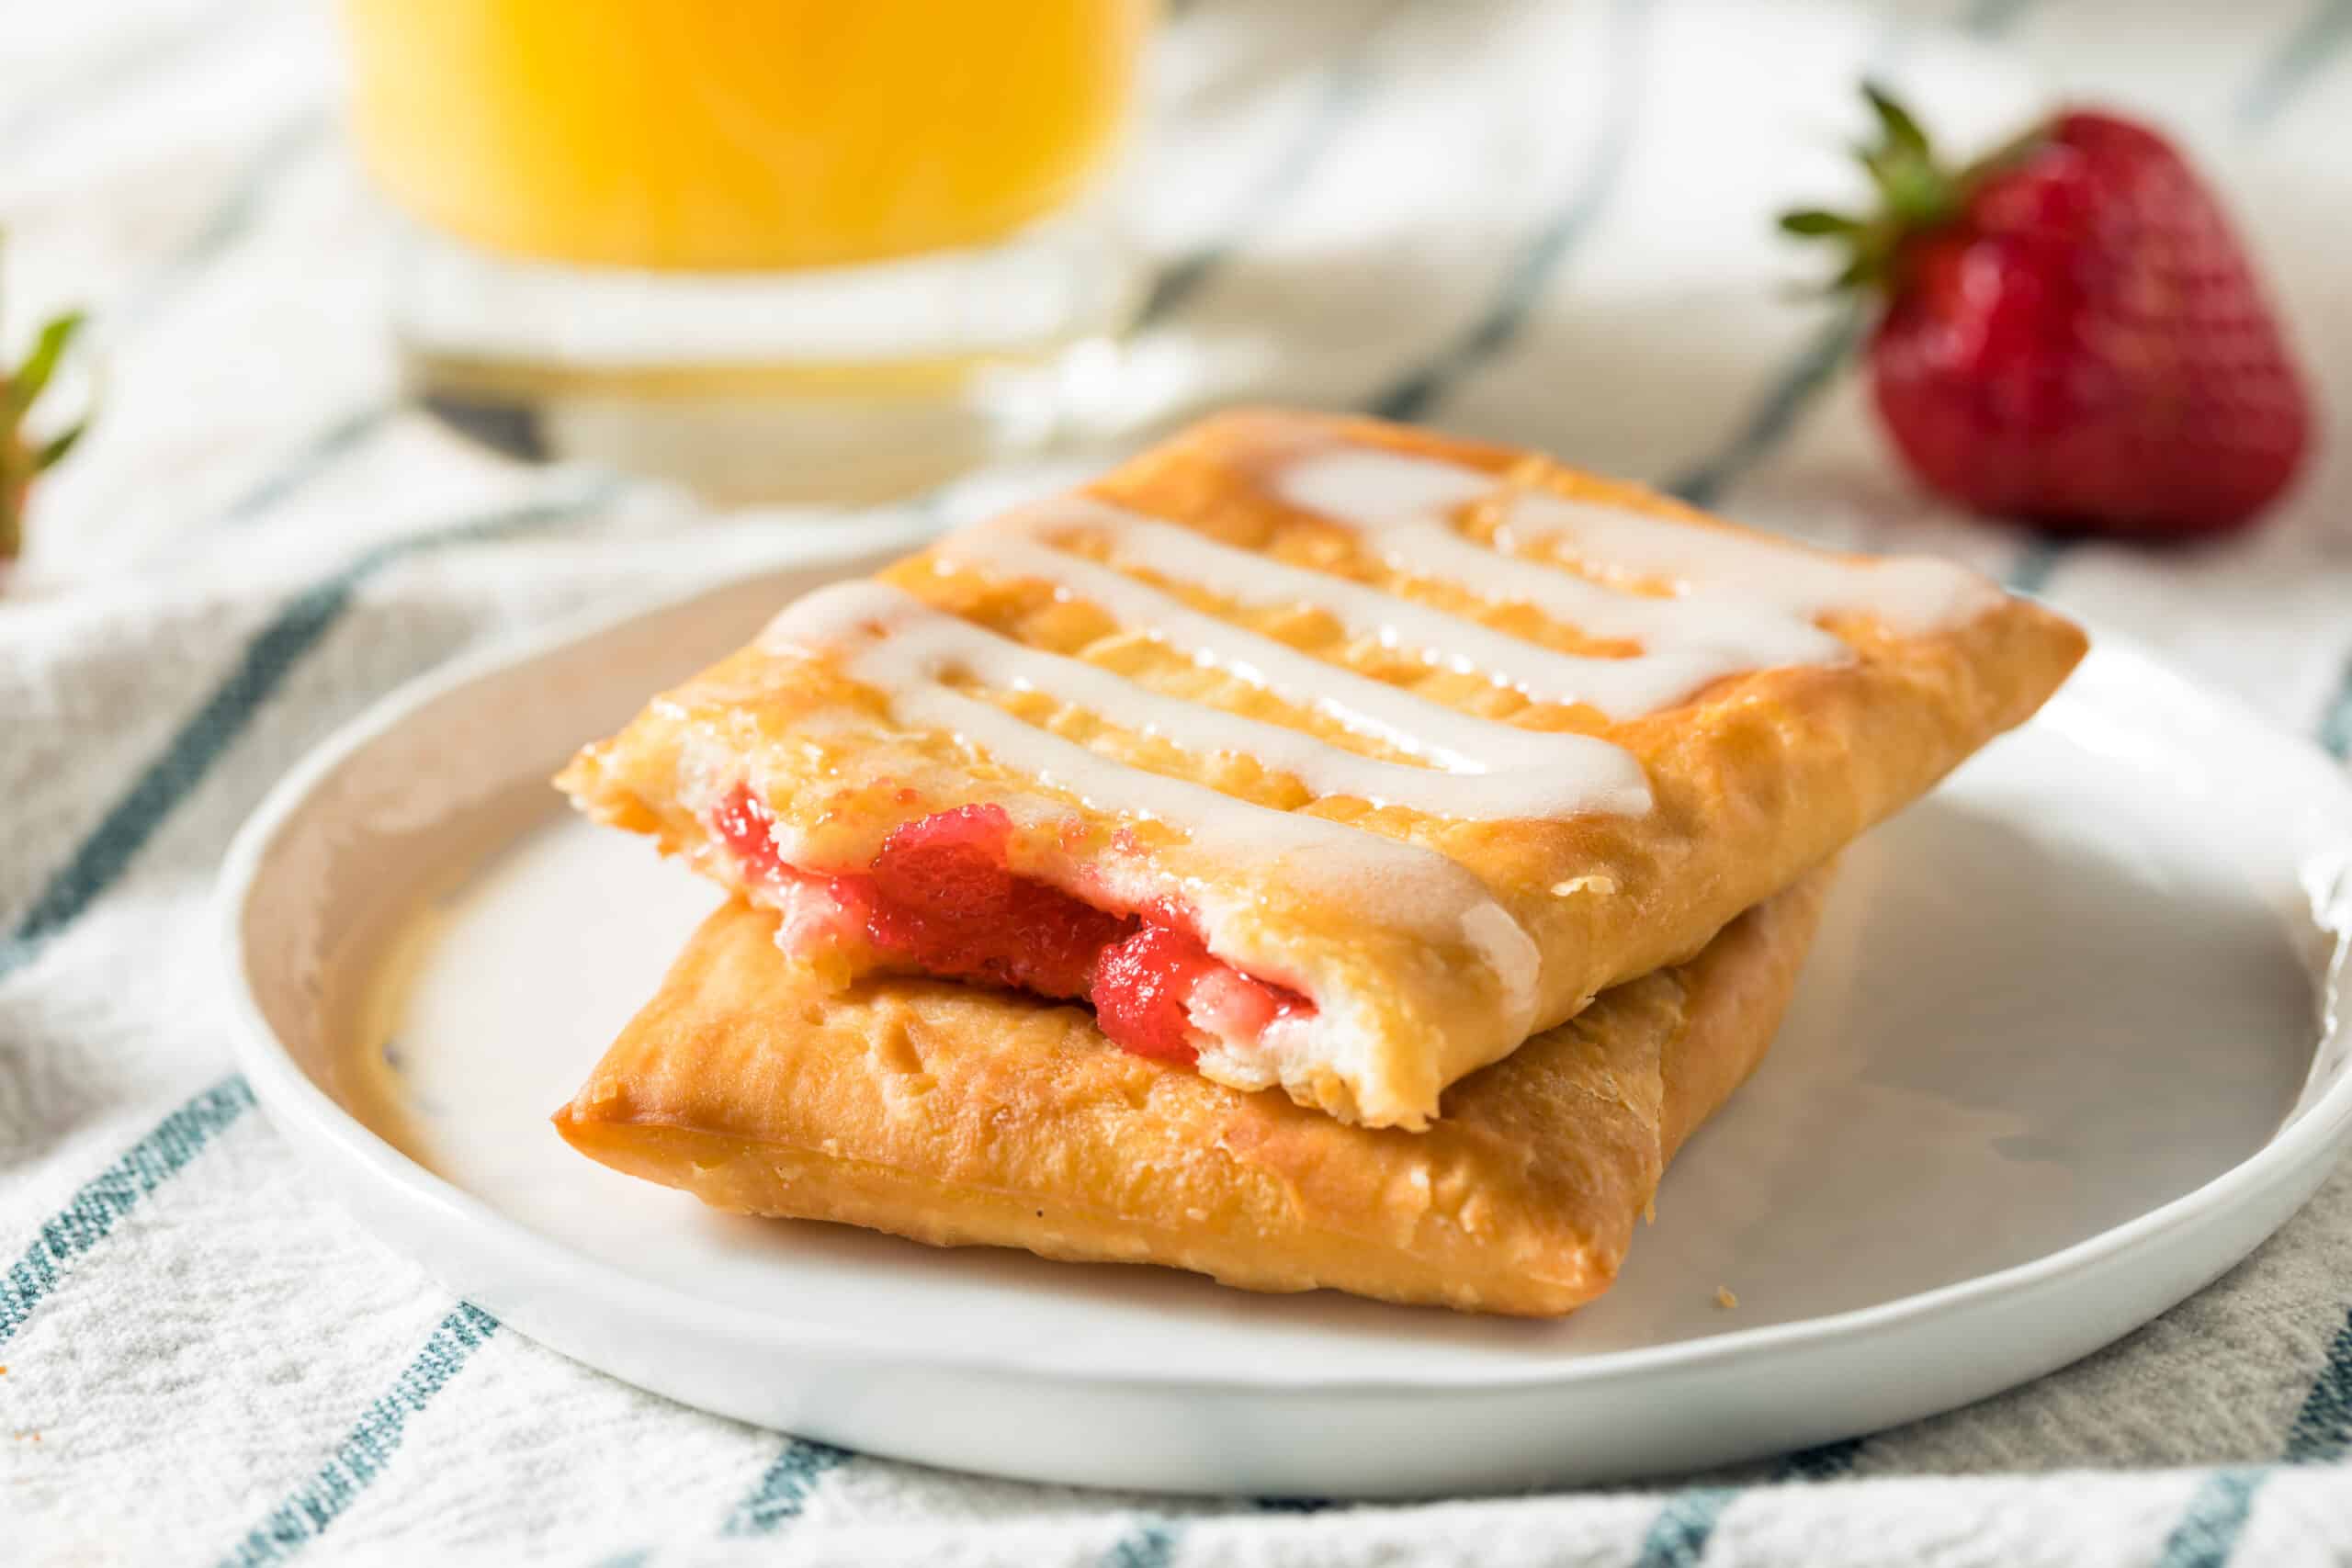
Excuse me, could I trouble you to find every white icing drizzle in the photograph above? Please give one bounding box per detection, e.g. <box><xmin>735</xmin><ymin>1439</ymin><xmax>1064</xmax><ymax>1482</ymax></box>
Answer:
<box><xmin>775</xmin><ymin>580</ymin><xmax>1647</xmax><ymax>820</ymax></box>
<box><xmin>937</xmin><ymin>525</ymin><xmax>1640</xmax><ymax>781</ymax></box>
<box><xmin>1495</xmin><ymin>491</ymin><xmax>1997</xmax><ymax>633</ymax></box>
<box><xmin>1280</xmin><ymin>446</ymin><xmax>1997</xmax><ymax>642</ymax></box>
<box><xmin>1062</xmin><ymin>505</ymin><xmax>1747</xmax><ymax>719</ymax></box>
<box><xmin>958</xmin><ymin>457</ymin><xmax>1990</xmax><ymax>729</ymax></box>
<box><xmin>759</xmin><ymin>581</ymin><xmax>1547</xmax><ymax>1005</ymax></box>
<box><xmin>1374</xmin><ymin>518</ymin><xmax>1846</xmax><ymax>674</ymax></box>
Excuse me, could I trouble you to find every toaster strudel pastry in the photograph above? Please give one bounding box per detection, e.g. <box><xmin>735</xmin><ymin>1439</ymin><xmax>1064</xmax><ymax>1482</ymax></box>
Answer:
<box><xmin>555</xmin><ymin>871</ymin><xmax>1831</xmax><ymax>1317</ymax></box>
<box><xmin>560</xmin><ymin>411</ymin><xmax>2083</xmax><ymax>1127</ymax></box>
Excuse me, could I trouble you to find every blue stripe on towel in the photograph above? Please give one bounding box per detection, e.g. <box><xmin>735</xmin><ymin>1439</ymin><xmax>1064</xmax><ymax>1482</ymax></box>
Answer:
<box><xmin>2142</xmin><ymin>1307</ymin><xmax>2352</xmax><ymax>1564</ymax></box>
<box><xmin>217</xmin><ymin>1303</ymin><xmax>502</xmax><ymax>1567</ymax></box>
<box><xmin>1102</xmin><ymin>1517</ymin><xmax>1184</xmax><ymax>1568</ymax></box>
<box><xmin>126</xmin><ymin>108</ymin><xmax>330</xmax><ymax>329</ymax></box>
<box><xmin>1633</xmin><ymin>1485</ymin><xmax>1740</xmax><ymax>1567</ymax></box>
<box><xmin>1668</xmin><ymin>305</ymin><xmax>1867</xmax><ymax>509</ymax></box>
<box><xmin>2004</xmin><ymin>536</ymin><xmax>2070</xmax><ymax>595</ymax></box>
<box><xmin>2318</xmin><ymin>655</ymin><xmax>2352</xmax><ymax>761</ymax></box>
<box><xmin>1140</xmin><ymin>2</ymin><xmax>1409</xmax><ymax>326</ymax></box>
<box><xmin>718</xmin><ymin>1436</ymin><xmax>855</xmax><ymax>1536</ymax></box>
<box><xmin>0</xmin><ymin>486</ymin><xmax>615</xmax><ymax>986</ymax></box>
<box><xmin>1957</xmin><ymin>0</ymin><xmax>2044</xmax><ymax>30</ymax></box>
<box><xmin>0</xmin><ymin>1076</ymin><xmax>254</xmax><ymax>1346</ymax></box>
<box><xmin>1363</xmin><ymin>0</ymin><xmax>1654</xmax><ymax>421</ymax></box>
<box><xmin>215</xmin><ymin>404</ymin><xmax>400</xmax><ymax>529</ymax></box>
<box><xmin>2234</xmin><ymin>0</ymin><xmax>2352</xmax><ymax>131</ymax></box>
<box><xmin>1779</xmin><ymin>1438</ymin><xmax>1866</xmax><ymax>1482</ymax></box>
<box><xmin>2154</xmin><ymin>1467</ymin><xmax>2266</xmax><ymax>1568</ymax></box>
<box><xmin>2285</xmin><ymin>1308</ymin><xmax>2352</xmax><ymax>1461</ymax></box>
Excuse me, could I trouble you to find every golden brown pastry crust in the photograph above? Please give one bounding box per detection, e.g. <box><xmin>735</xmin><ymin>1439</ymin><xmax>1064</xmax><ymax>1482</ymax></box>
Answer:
<box><xmin>560</xmin><ymin>410</ymin><xmax>2082</xmax><ymax>1128</ymax></box>
<box><xmin>554</xmin><ymin>871</ymin><xmax>1832</xmax><ymax>1317</ymax></box>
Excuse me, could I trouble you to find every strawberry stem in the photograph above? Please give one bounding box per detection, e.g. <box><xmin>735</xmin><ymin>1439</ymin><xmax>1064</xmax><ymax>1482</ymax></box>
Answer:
<box><xmin>1778</xmin><ymin>81</ymin><xmax>2047</xmax><ymax>299</ymax></box>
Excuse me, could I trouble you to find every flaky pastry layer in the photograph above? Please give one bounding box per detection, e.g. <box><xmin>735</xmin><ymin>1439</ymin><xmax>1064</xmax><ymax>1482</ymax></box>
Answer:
<box><xmin>554</xmin><ymin>872</ymin><xmax>1830</xmax><ymax>1317</ymax></box>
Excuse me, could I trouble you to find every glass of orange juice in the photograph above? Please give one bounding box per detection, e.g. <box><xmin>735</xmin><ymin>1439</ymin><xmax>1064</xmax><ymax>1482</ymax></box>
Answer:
<box><xmin>341</xmin><ymin>0</ymin><xmax>1155</xmax><ymax>500</ymax></box>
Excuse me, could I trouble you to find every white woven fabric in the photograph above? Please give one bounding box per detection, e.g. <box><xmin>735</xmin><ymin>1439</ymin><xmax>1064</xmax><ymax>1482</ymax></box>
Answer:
<box><xmin>4</xmin><ymin>0</ymin><xmax>2350</xmax><ymax>1562</ymax></box>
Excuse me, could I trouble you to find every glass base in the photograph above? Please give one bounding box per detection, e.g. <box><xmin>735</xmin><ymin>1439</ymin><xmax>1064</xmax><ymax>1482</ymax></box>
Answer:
<box><xmin>390</xmin><ymin>209</ymin><xmax>1142</xmax><ymax>503</ymax></box>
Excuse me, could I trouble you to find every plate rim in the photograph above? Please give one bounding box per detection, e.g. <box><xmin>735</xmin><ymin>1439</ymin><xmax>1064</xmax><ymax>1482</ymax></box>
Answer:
<box><xmin>217</xmin><ymin>564</ymin><xmax>2352</xmax><ymax>1399</ymax></box>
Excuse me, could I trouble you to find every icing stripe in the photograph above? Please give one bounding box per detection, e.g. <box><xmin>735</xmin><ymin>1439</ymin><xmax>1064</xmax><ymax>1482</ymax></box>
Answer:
<box><xmin>1492</xmin><ymin>489</ymin><xmax>1993</xmax><ymax>633</ymax></box>
<box><xmin>1257</xmin><ymin>457</ymin><xmax>1858</xmax><ymax>714</ymax></box>
<box><xmin>1075</xmin><ymin>506</ymin><xmax>1738</xmax><ymax>719</ymax></box>
<box><xmin>856</xmin><ymin>588</ymin><xmax>1649</xmax><ymax>818</ymax></box>
<box><xmin>938</xmin><ymin>527</ymin><xmax>1634</xmax><ymax>775</ymax></box>
<box><xmin>1277</xmin><ymin>447</ymin><xmax>1991</xmax><ymax>637</ymax></box>
<box><xmin>903</xmin><ymin>446</ymin><xmax>1991</xmax><ymax>823</ymax></box>
<box><xmin>958</xmin><ymin>452</ymin><xmax>1984</xmax><ymax>737</ymax></box>
<box><xmin>1376</xmin><ymin>516</ymin><xmax>1842</xmax><ymax>661</ymax></box>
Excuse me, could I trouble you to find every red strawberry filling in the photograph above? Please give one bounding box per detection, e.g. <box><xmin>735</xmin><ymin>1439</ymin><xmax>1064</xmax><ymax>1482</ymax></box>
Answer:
<box><xmin>709</xmin><ymin>785</ymin><xmax>1310</xmax><ymax>1066</ymax></box>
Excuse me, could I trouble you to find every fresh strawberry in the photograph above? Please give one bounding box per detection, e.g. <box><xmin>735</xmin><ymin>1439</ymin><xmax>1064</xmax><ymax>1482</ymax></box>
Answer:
<box><xmin>0</xmin><ymin>274</ymin><xmax>89</xmax><ymax>568</ymax></box>
<box><xmin>1781</xmin><ymin>85</ymin><xmax>2311</xmax><ymax>539</ymax></box>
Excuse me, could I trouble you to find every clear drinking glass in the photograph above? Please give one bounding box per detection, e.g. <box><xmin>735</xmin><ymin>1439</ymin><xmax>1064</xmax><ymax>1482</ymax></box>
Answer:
<box><xmin>341</xmin><ymin>0</ymin><xmax>1155</xmax><ymax>501</ymax></box>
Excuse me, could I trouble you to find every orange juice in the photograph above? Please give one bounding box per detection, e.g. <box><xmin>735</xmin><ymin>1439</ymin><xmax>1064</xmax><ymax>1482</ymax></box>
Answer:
<box><xmin>343</xmin><ymin>0</ymin><xmax>1152</xmax><ymax>273</ymax></box>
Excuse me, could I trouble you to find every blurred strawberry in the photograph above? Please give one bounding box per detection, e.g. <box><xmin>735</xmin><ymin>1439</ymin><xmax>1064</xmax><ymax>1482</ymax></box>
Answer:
<box><xmin>1781</xmin><ymin>84</ymin><xmax>2310</xmax><ymax>539</ymax></box>
<box><xmin>1</xmin><ymin>280</ymin><xmax>89</xmax><ymax>569</ymax></box>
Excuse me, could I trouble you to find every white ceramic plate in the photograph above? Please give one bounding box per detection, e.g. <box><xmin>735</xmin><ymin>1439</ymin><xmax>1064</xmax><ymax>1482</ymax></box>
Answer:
<box><xmin>219</xmin><ymin>541</ymin><xmax>2352</xmax><ymax>1498</ymax></box>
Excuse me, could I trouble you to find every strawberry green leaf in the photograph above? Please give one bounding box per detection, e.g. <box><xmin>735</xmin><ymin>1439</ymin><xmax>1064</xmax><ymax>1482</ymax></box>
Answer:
<box><xmin>7</xmin><ymin>310</ymin><xmax>85</xmax><ymax>417</ymax></box>
<box><xmin>1779</xmin><ymin>209</ymin><xmax>1863</xmax><ymax>237</ymax></box>
<box><xmin>1861</xmin><ymin>81</ymin><xmax>1932</xmax><ymax>162</ymax></box>
<box><xmin>35</xmin><ymin>420</ymin><xmax>86</xmax><ymax>472</ymax></box>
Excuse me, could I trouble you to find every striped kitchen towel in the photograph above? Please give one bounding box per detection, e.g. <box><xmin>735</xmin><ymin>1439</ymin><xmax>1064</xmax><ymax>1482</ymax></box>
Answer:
<box><xmin>5</xmin><ymin>0</ymin><xmax>2352</xmax><ymax>1562</ymax></box>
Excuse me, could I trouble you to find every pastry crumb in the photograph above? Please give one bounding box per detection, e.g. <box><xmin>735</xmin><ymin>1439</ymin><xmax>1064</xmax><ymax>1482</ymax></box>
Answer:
<box><xmin>1714</xmin><ymin>1286</ymin><xmax>1738</xmax><ymax>1310</ymax></box>
<box><xmin>1549</xmin><ymin>874</ymin><xmax>1619</xmax><ymax>898</ymax></box>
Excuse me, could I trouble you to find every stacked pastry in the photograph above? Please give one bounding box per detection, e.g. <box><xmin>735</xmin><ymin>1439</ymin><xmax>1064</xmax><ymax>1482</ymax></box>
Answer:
<box><xmin>550</xmin><ymin>412</ymin><xmax>2086</xmax><ymax>1315</ymax></box>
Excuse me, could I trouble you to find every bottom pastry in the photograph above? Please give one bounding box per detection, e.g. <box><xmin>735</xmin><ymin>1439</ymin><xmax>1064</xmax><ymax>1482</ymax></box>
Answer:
<box><xmin>555</xmin><ymin>871</ymin><xmax>1830</xmax><ymax>1316</ymax></box>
